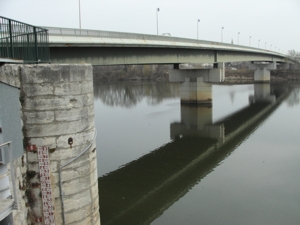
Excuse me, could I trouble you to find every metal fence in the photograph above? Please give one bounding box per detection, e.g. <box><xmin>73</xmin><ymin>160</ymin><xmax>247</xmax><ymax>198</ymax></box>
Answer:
<box><xmin>0</xmin><ymin>16</ymin><xmax>50</xmax><ymax>63</ymax></box>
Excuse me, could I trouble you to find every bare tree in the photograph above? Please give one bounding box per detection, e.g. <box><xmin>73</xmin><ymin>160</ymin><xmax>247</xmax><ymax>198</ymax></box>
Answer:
<box><xmin>288</xmin><ymin>49</ymin><xmax>300</xmax><ymax>62</ymax></box>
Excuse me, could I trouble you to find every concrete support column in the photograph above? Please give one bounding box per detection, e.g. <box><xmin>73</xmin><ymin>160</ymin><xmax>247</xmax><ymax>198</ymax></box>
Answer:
<box><xmin>20</xmin><ymin>64</ymin><xmax>100</xmax><ymax>224</ymax></box>
<box><xmin>169</xmin><ymin>63</ymin><xmax>224</xmax><ymax>83</ymax></box>
<box><xmin>250</xmin><ymin>62</ymin><xmax>276</xmax><ymax>82</ymax></box>
<box><xmin>168</xmin><ymin>65</ymin><xmax>226</xmax><ymax>104</ymax></box>
<box><xmin>211</xmin><ymin>62</ymin><xmax>225</xmax><ymax>82</ymax></box>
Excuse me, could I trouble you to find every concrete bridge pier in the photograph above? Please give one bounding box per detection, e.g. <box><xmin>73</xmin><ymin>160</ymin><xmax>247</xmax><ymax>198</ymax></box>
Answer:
<box><xmin>0</xmin><ymin>64</ymin><xmax>100</xmax><ymax>225</ymax></box>
<box><xmin>250</xmin><ymin>62</ymin><xmax>277</xmax><ymax>82</ymax></box>
<box><xmin>169</xmin><ymin>63</ymin><xmax>225</xmax><ymax>104</ymax></box>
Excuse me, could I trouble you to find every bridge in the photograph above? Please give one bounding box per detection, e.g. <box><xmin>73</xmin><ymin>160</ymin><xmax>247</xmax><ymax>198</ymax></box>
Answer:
<box><xmin>0</xmin><ymin>16</ymin><xmax>296</xmax><ymax>84</ymax></box>
<box><xmin>46</xmin><ymin>26</ymin><xmax>289</xmax><ymax>66</ymax></box>
<box><xmin>0</xmin><ymin>17</ymin><xmax>296</xmax><ymax>224</ymax></box>
<box><xmin>42</xmin><ymin>26</ymin><xmax>295</xmax><ymax>103</ymax></box>
<box><xmin>46</xmin><ymin>27</ymin><xmax>294</xmax><ymax>83</ymax></box>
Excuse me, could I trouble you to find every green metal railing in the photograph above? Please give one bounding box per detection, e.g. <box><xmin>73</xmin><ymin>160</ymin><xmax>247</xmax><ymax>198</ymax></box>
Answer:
<box><xmin>0</xmin><ymin>16</ymin><xmax>50</xmax><ymax>63</ymax></box>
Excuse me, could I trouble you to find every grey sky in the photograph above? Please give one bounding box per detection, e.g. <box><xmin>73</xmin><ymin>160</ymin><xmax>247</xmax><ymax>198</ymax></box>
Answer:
<box><xmin>1</xmin><ymin>0</ymin><xmax>299</xmax><ymax>53</ymax></box>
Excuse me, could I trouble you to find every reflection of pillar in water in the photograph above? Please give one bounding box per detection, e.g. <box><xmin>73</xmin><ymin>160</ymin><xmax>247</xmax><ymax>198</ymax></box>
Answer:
<box><xmin>180</xmin><ymin>77</ymin><xmax>212</xmax><ymax>105</ymax></box>
<box><xmin>171</xmin><ymin>105</ymin><xmax>224</xmax><ymax>144</ymax></box>
<box><xmin>249</xmin><ymin>83</ymin><xmax>276</xmax><ymax>103</ymax></box>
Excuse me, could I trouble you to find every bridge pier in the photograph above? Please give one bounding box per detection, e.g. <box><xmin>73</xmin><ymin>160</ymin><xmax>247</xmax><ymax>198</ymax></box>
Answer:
<box><xmin>169</xmin><ymin>63</ymin><xmax>225</xmax><ymax>105</ymax></box>
<box><xmin>0</xmin><ymin>64</ymin><xmax>100</xmax><ymax>225</ymax></box>
<box><xmin>250</xmin><ymin>62</ymin><xmax>277</xmax><ymax>82</ymax></box>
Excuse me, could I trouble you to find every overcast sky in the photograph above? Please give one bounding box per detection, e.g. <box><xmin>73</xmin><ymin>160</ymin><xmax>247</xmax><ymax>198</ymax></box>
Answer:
<box><xmin>1</xmin><ymin>0</ymin><xmax>299</xmax><ymax>53</ymax></box>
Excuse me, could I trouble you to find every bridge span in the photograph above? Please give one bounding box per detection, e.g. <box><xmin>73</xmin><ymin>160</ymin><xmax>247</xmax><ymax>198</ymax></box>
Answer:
<box><xmin>46</xmin><ymin>27</ymin><xmax>290</xmax><ymax>66</ymax></box>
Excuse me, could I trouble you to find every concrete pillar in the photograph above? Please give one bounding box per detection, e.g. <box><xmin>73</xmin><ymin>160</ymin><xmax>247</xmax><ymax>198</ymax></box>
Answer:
<box><xmin>169</xmin><ymin>65</ymin><xmax>224</xmax><ymax>83</ymax></box>
<box><xmin>249</xmin><ymin>62</ymin><xmax>276</xmax><ymax>82</ymax></box>
<box><xmin>211</xmin><ymin>62</ymin><xmax>225</xmax><ymax>82</ymax></box>
<box><xmin>20</xmin><ymin>64</ymin><xmax>100</xmax><ymax>224</ymax></box>
<box><xmin>168</xmin><ymin>67</ymin><xmax>222</xmax><ymax>105</ymax></box>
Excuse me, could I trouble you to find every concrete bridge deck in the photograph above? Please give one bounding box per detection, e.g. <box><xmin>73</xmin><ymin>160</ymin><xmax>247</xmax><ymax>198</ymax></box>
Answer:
<box><xmin>45</xmin><ymin>27</ymin><xmax>291</xmax><ymax>66</ymax></box>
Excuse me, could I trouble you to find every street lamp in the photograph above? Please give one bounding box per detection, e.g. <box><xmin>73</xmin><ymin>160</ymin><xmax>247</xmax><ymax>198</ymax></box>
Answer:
<box><xmin>197</xmin><ymin>19</ymin><xmax>200</xmax><ymax>39</ymax></box>
<box><xmin>270</xmin><ymin>45</ymin><xmax>272</xmax><ymax>50</ymax></box>
<box><xmin>79</xmin><ymin>0</ymin><xmax>81</xmax><ymax>29</ymax></box>
<box><xmin>265</xmin><ymin>42</ymin><xmax>267</xmax><ymax>49</ymax></box>
<box><xmin>258</xmin><ymin>39</ymin><xmax>260</xmax><ymax>48</ymax></box>
<box><xmin>221</xmin><ymin>27</ymin><xmax>224</xmax><ymax>42</ymax></box>
<box><xmin>156</xmin><ymin>8</ymin><xmax>160</xmax><ymax>35</ymax></box>
<box><xmin>237</xmin><ymin>32</ymin><xmax>240</xmax><ymax>45</ymax></box>
<box><xmin>249</xmin><ymin>36</ymin><xmax>251</xmax><ymax>47</ymax></box>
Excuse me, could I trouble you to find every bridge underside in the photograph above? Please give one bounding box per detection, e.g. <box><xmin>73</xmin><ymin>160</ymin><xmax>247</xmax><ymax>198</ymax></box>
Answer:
<box><xmin>49</xmin><ymin>47</ymin><xmax>286</xmax><ymax>66</ymax></box>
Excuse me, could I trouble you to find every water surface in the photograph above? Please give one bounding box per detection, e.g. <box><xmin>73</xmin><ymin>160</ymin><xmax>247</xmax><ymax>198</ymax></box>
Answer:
<box><xmin>94</xmin><ymin>81</ymin><xmax>300</xmax><ymax>225</ymax></box>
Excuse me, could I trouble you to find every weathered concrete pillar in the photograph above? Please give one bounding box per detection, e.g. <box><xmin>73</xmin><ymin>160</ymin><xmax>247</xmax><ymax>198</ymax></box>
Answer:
<box><xmin>211</xmin><ymin>62</ymin><xmax>225</xmax><ymax>82</ymax></box>
<box><xmin>249</xmin><ymin>62</ymin><xmax>276</xmax><ymax>82</ymax></box>
<box><xmin>20</xmin><ymin>64</ymin><xmax>100</xmax><ymax>224</ymax></box>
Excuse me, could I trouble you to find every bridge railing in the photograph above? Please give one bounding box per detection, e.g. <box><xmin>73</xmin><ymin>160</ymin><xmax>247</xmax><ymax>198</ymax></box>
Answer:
<box><xmin>0</xmin><ymin>16</ymin><xmax>50</xmax><ymax>63</ymax></box>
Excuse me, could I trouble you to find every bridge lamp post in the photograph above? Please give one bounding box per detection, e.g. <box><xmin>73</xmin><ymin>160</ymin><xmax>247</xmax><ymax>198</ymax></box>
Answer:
<box><xmin>249</xmin><ymin>36</ymin><xmax>251</xmax><ymax>47</ymax></box>
<box><xmin>258</xmin><ymin>39</ymin><xmax>260</xmax><ymax>48</ymax></box>
<box><xmin>265</xmin><ymin>42</ymin><xmax>267</xmax><ymax>49</ymax></box>
<box><xmin>221</xmin><ymin>27</ymin><xmax>224</xmax><ymax>42</ymax></box>
<box><xmin>79</xmin><ymin>0</ymin><xmax>81</xmax><ymax>29</ymax></box>
<box><xmin>237</xmin><ymin>32</ymin><xmax>240</xmax><ymax>45</ymax></box>
<box><xmin>156</xmin><ymin>8</ymin><xmax>160</xmax><ymax>35</ymax></box>
<box><xmin>197</xmin><ymin>19</ymin><xmax>200</xmax><ymax>39</ymax></box>
<box><xmin>270</xmin><ymin>44</ymin><xmax>272</xmax><ymax>51</ymax></box>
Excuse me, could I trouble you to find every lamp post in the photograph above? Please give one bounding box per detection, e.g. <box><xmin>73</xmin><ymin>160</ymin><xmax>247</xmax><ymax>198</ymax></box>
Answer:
<box><xmin>79</xmin><ymin>0</ymin><xmax>81</xmax><ymax>29</ymax></box>
<box><xmin>156</xmin><ymin>8</ymin><xmax>160</xmax><ymax>35</ymax></box>
<box><xmin>258</xmin><ymin>39</ymin><xmax>260</xmax><ymax>48</ymax></box>
<box><xmin>221</xmin><ymin>27</ymin><xmax>224</xmax><ymax>42</ymax></box>
<box><xmin>237</xmin><ymin>32</ymin><xmax>240</xmax><ymax>45</ymax></box>
<box><xmin>197</xmin><ymin>19</ymin><xmax>200</xmax><ymax>39</ymax></box>
<box><xmin>249</xmin><ymin>36</ymin><xmax>251</xmax><ymax>47</ymax></box>
<box><xmin>265</xmin><ymin>42</ymin><xmax>267</xmax><ymax>49</ymax></box>
<box><xmin>270</xmin><ymin>44</ymin><xmax>272</xmax><ymax>50</ymax></box>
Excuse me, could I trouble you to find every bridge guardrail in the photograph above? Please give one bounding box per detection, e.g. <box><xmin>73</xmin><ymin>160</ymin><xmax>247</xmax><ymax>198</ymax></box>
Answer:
<box><xmin>0</xmin><ymin>16</ymin><xmax>50</xmax><ymax>63</ymax></box>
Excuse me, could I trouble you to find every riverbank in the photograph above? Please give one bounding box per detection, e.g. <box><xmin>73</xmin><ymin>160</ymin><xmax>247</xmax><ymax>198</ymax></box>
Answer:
<box><xmin>93</xmin><ymin>65</ymin><xmax>300</xmax><ymax>82</ymax></box>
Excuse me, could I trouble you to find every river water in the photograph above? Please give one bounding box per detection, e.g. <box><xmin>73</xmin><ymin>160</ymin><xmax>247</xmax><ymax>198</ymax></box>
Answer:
<box><xmin>94</xmin><ymin>81</ymin><xmax>300</xmax><ymax>225</ymax></box>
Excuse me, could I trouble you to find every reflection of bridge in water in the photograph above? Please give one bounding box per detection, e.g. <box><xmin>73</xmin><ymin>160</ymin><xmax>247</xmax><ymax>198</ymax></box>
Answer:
<box><xmin>98</xmin><ymin>83</ymin><xmax>290</xmax><ymax>225</ymax></box>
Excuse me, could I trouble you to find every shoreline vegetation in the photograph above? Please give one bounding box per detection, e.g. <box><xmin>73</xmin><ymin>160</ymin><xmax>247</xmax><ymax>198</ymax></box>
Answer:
<box><xmin>93</xmin><ymin>65</ymin><xmax>300</xmax><ymax>82</ymax></box>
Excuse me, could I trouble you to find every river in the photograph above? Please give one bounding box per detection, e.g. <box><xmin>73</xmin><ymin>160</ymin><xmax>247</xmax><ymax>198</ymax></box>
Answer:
<box><xmin>94</xmin><ymin>81</ymin><xmax>300</xmax><ymax>225</ymax></box>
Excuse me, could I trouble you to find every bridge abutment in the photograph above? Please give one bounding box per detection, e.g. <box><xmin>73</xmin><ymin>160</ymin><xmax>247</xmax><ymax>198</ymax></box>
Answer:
<box><xmin>0</xmin><ymin>64</ymin><xmax>100</xmax><ymax>225</ymax></box>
